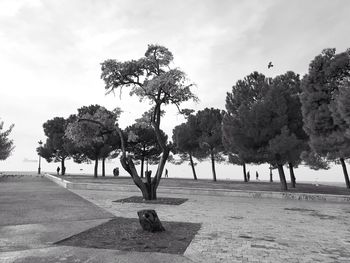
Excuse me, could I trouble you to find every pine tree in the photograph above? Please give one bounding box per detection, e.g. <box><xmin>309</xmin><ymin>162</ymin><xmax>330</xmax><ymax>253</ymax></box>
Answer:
<box><xmin>301</xmin><ymin>48</ymin><xmax>350</xmax><ymax>188</ymax></box>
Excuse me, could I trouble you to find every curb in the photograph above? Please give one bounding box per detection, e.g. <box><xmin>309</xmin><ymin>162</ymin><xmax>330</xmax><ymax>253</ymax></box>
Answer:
<box><xmin>44</xmin><ymin>174</ymin><xmax>350</xmax><ymax>203</ymax></box>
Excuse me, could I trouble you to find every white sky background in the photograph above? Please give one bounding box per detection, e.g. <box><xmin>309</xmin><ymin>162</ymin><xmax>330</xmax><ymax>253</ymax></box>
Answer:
<box><xmin>1</xmin><ymin>0</ymin><xmax>350</xmax><ymax>183</ymax></box>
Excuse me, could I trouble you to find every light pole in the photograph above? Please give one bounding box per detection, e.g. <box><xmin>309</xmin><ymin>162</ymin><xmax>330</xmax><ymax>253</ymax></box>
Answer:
<box><xmin>38</xmin><ymin>140</ymin><xmax>43</xmax><ymax>175</ymax></box>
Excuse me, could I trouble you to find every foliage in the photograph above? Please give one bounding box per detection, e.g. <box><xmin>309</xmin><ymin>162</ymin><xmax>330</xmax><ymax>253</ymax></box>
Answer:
<box><xmin>225</xmin><ymin>71</ymin><xmax>270</xmax><ymax>114</ymax></box>
<box><xmin>172</xmin><ymin>118</ymin><xmax>206</xmax><ymax>180</ymax></box>
<box><xmin>190</xmin><ymin>108</ymin><xmax>225</xmax><ymax>181</ymax></box>
<box><xmin>337</xmin><ymin>79</ymin><xmax>350</xmax><ymax>138</ymax></box>
<box><xmin>300</xmin><ymin>48</ymin><xmax>350</xmax><ymax>187</ymax></box>
<box><xmin>101</xmin><ymin>44</ymin><xmax>198</xmax><ymax>199</ymax></box>
<box><xmin>172</xmin><ymin>117</ymin><xmax>206</xmax><ymax>161</ymax></box>
<box><xmin>223</xmin><ymin>72</ymin><xmax>272</xmax><ymax>167</ymax></box>
<box><xmin>125</xmin><ymin>122</ymin><xmax>166</xmax><ymax>175</ymax></box>
<box><xmin>37</xmin><ymin>117</ymin><xmax>75</xmax><ymax>174</ymax></box>
<box><xmin>300</xmin><ymin>151</ymin><xmax>330</xmax><ymax>170</ymax></box>
<box><xmin>223</xmin><ymin>72</ymin><xmax>272</xmax><ymax>165</ymax></box>
<box><xmin>223</xmin><ymin>71</ymin><xmax>307</xmax><ymax>189</ymax></box>
<box><xmin>65</xmin><ymin>105</ymin><xmax>120</xmax><ymax>177</ymax></box>
<box><xmin>301</xmin><ymin>48</ymin><xmax>350</xmax><ymax>160</ymax></box>
<box><xmin>0</xmin><ymin>120</ymin><xmax>14</xmax><ymax>161</ymax></box>
<box><xmin>101</xmin><ymin>44</ymin><xmax>198</xmax><ymax>112</ymax></box>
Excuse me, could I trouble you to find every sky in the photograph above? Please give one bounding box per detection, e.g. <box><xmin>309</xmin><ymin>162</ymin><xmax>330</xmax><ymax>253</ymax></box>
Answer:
<box><xmin>1</xmin><ymin>0</ymin><xmax>350</xmax><ymax>183</ymax></box>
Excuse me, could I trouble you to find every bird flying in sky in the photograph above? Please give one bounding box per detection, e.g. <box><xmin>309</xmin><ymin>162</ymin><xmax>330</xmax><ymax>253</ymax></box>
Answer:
<box><xmin>268</xmin><ymin>62</ymin><xmax>273</xmax><ymax>69</ymax></box>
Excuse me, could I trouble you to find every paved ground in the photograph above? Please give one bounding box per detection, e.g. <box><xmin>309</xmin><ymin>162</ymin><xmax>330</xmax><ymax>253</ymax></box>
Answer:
<box><xmin>1</xmin><ymin>174</ymin><xmax>350</xmax><ymax>262</ymax></box>
<box><xmin>0</xmin><ymin>175</ymin><xmax>191</xmax><ymax>263</ymax></box>
<box><xmin>70</xmin><ymin>188</ymin><xmax>350</xmax><ymax>263</ymax></box>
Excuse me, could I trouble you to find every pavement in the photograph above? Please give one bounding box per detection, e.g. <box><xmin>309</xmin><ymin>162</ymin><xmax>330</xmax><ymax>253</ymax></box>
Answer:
<box><xmin>0</xmin><ymin>174</ymin><xmax>191</xmax><ymax>263</ymax></box>
<box><xmin>1</xmin><ymin>174</ymin><xmax>350</xmax><ymax>262</ymax></box>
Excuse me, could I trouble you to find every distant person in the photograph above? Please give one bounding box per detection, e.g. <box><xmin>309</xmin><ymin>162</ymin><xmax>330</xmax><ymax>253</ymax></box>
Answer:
<box><xmin>247</xmin><ymin>171</ymin><xmax>250</xmax><ymax>182</ymax></box>
<box><xmin>256</xmin><ymin>171</ymin><xmax>259</xmax><ymax>181</ymax></box>
<box><xmin>57</xmin><ymin>166</ymin><xmax>60</xmax><ymax>175</ymax></box>
<box><xmin>165</xmin><ymin>169</ymin><xmax>168</xmax><ymax>178</ymax></box>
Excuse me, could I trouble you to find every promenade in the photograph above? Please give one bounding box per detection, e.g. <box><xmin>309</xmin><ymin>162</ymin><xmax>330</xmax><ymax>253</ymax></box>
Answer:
<box><xmin>1</xmin><ymin>173</ymin><xmax>350</xmax><ymax>262</ymax></box>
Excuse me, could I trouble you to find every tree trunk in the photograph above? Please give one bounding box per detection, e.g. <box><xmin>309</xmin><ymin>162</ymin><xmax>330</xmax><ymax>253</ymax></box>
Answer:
<box><xmin>269</xmin><ymin>165</ymin><xmax>273</xmax><ymax>182</ymax></box>
<box><xmin>210</xmin><ymin>149</ymin><xmax>217</xmax><ymax>181</ymax></box>
<box><xmin>116</xmin><ymin>102</ymin><xmax>170</xmax><ymax>200</ymax></box>
<box><xmin>243</xmin><ymin>162</ymin><xmax>247</xmax><ymax>182</ymax></box>
<box><xmin>119</xmin><ymin>149</ymin><xmax>170</xmax><ymax>200</ymax></box>
<box><xmin>94</xmin><ymin>158</ymin><xmax>98</xmax><ymax>178</ymax></box>
<box><xmin>340</xmin><ymin>158</ymin><xmax>350</xmax><ymax>189</ymax></box>
<box><xmin>140</xmin><ymin>156</ymin><xmax>144</xmax><ymax>178</ymax></box>
<box><xmin>288</xmin><ymin>162</ymin><xmax>296</xmax><ymax>188</ymax></box>
<box><xmin>189</xmin><ymin>153</ymin><xmax>197</xmax><ymax>180</ymax></box>
<box><xmin>144</xmin><ymin>170</ymin><xmax>157</xmax><ymax>200</ymax></box>
<box><xmin>102</xmin><ymin>157</ymin><xmax>105</xmax><ymax>177</ymax></box>
<box><xmin>61</xmin><ymin>158</ymin><xmax>66</xmax><ymax>175</ymax></box>
<box><xmin>277</xmin><ymin>164</ymin><xmax>288</xmax><ymax>190</ymax></box>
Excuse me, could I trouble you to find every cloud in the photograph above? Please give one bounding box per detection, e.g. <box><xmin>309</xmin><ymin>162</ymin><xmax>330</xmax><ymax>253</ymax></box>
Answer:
<box><xmin>1</xmin><ymin>0</ymin><xmax>350</xmax><ymax>176</ymax></box>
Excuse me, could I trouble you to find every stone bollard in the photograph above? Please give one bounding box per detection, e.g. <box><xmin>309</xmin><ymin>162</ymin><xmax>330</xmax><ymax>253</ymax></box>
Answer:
<box><xmin>137</xmin><ymin>209</ymin><xmax>165</xmax><ymax>232</ymax></box>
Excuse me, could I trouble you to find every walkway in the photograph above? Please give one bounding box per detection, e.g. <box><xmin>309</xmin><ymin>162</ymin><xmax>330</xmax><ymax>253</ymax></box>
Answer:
<box><xmin>71</xmin><ymin>187</ymin><xmax>350</xmax><ymax>262</ymax></box>
<box><xmin>0</xmin><ymin>174</ymin><xmax>191</xmax><ymax>263</ymax></box>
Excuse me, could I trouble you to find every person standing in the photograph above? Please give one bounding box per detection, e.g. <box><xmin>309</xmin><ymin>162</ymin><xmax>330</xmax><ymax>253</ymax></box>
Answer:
<box><xmin>165</xmin><ymin>169</ymin><xmax>168</xmax><ymax>178</ymax></box>
<box><xmin>57</xmin><ymin>166</ymin><xmax>60</xmax><ymax>175</ymax></box>
<box><xmin>256</xmin><ymin>171</ymin><xmax>259</xmax><ymax>181</ymax></box>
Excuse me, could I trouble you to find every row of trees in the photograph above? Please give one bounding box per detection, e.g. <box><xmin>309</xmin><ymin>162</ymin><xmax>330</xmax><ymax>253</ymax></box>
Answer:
<box><xmin>39</xmin><ymin>45</ymin><xmax>350</xmax><ymax>199</ymax></box>
<box><xmin>172</xmin><ymin>49</ymin><xmax>350</xmax><ymax>191</ymax></box>
<box><xmin>99</xmin><ymin>44</ymin><xmax>347</xmax><ymax>195</ymax></box>
<box><xmin>38</xmin><ymin>105</ymin><xmax>166</xmax><ymax>178</ymax></box>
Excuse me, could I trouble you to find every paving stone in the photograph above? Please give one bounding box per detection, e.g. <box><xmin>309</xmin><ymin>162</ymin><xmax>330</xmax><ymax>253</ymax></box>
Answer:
<box><xmin>71</xmin><ymin>189</ymin><xmax>350</xmax><ymax>263</ymax></box>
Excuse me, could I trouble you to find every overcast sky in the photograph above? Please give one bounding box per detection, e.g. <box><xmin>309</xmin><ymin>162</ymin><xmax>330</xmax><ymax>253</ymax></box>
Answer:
<box><xmin>1</xmin><ymin>0</ymin><xmax>350</xmax><ymax>181</ymax></box>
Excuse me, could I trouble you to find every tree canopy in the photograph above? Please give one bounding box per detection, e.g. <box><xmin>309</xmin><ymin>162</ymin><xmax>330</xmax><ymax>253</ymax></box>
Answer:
<box><xmin>65</xmin><ymin>105</ymin><xmax>120</xmax><ymax>177</ymax></box>
<box><xmin>37</xmin><ymin>117</ymin><xmax>74</xmax><ymax>175</ymax></box>
<box><xmin>0</xmin><ymin>120</ymin><xmax>14</xmax><ymax>161</ymax></box>
<box><xmin>300</xmin><ymin>48</ymin><xmax>350</xmax><ymax>188</ymax></box>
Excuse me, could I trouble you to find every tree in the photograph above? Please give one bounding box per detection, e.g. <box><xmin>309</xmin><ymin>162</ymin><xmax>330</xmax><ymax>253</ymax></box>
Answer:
<box><xmin>125</xmin><ymin>122</ymin><xmax>166</xmax><ymax>178</ymax></box>
<box><xmin>172</xmin><ymin>117</ymin><xmax>206</xmax><ymax>180</ymax></box>
<box><xmin>223</xmin><ymin>72</ymin><xmax>306</xmax><ymax>190</ymax></box>
<box><xmin>191</xmin><ymin>108</ymin><xmax>224</xmax><ymax>181</ymax></box>
<box><xmin>267</xmin><ymin>71</ymin><xmax>307</xmax><ymax>188</ymax></box>
<box><xmin>0</xmin><ymin>120</ymin><xmax>14</xmax><ymax>161</ymax></box>
<box><xmin>37</xmin><ymin>117</ymin><xmax>74</xmax><ymax>175</ymax></box>
<box><xmin>222</xmin><ymin>114</ymin><xmax>248</xmax><ymax>182</ymax></box>
<box><xmin>301</xmin><ymin>48</ymin><xmax>350</xmax><ymax>188</ymax></box>
<box><xmin>225</xmin><ymin>71</ymin><xmax>270</xmax><ymax>115</ymax></box>
<box><xmin>100</xmin><ymin>44</ymin><xmax>197</xmax><ymax>200</ymax></box>
<box><xmin>65</xmin><ymin>105</ymin><xmax>120</xmax><ymax>178</ymax></box>
<box><xmin>223</xmin><ymin>72</ymin><xmax>270</xmax><ymax>182</ymax></box>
